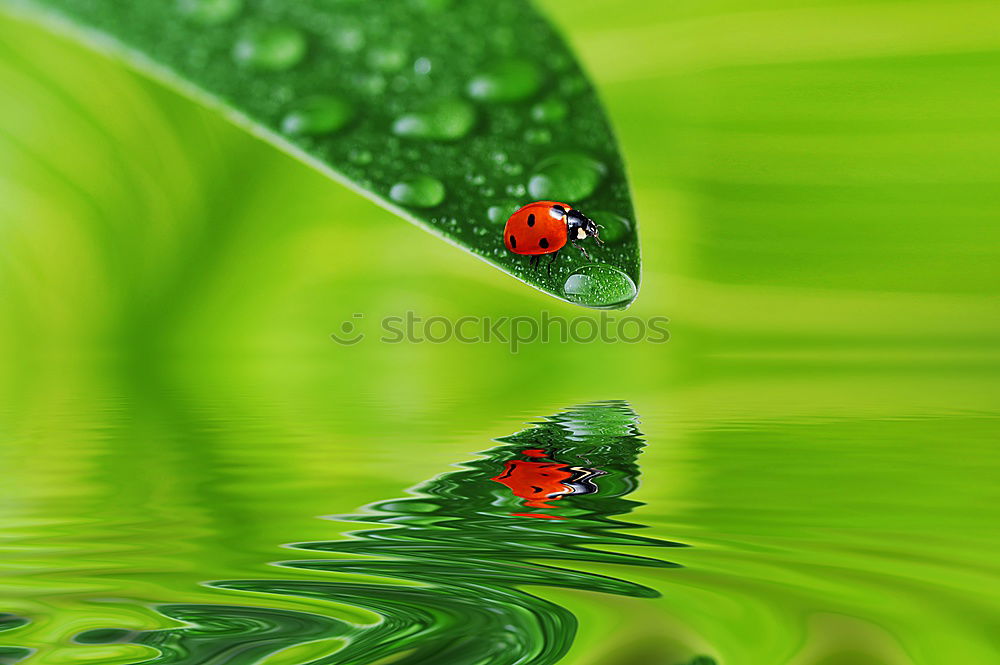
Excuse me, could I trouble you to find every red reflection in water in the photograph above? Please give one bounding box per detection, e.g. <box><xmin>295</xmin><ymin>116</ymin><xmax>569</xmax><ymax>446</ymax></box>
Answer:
<box><xmin>492</xmin><ymin>449</ymin><xmax>605</xmax><ymax>520</ymax></box>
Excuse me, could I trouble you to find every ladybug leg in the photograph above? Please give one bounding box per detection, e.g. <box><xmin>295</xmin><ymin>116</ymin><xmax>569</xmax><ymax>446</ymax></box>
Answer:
<box><xmin>529</xmin><ymin>254</ymin><xmax>540</xmax><ymax>269</ymax></box>
<box><xmin>547</xmin><ymin>251</ymin><xmax>559</xmax><ymax>276</ymax></box>
<box><xmin>573</xmin><ymin>242</ymin><xmax>592</xmax><ymax>261</ymax></box>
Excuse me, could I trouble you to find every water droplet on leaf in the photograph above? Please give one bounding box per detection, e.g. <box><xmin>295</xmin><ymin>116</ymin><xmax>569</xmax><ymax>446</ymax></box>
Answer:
<box><xmin>330</xmin><ymin>24</ymin><xmax>364</xmax><ymax>53</ymax></box>
<box><xmin>233</xmin><ymin>25</ymin><xmax>307</xmax><ymax>71</ymax></box>
<box><xmin>358</xmin><ymin>73</ymin><xmax>387</xmax><ymax>95</ymax></box>
<box><xmin>524</xmin><ymin>127</ymin><xmax>552</xmax><ymax>145</ymax></box>
<box><xmin>563</xmin><ymin>265</ymin><xmax>637</xmax><ymax>309</ymax></box>
<box><xmin>281</xmin><ymin>96</ymin><xmax>352</xmax><ymax>136</ymax></box>
<box><xmin>559</xmin><ymin>75</ymin><xmax>587</xmax><ymax>96</ymax></box>
<box><xmin>588</xmin><ymin>211</ymin><xmax>633</xmax><ymax>244</ymax></box>
<box><xmin>392</xmin><ymin>99</ymin><xmax>476</xmax><ymax>141</ymax></box>
<box><xmin>413</xmin><ymin>57</ymin><xmax>432</xmax><ymax>75</ymax></box>
<box><xmin>390</xmin><ymin>176</ymin><xmax>446</xmax><ymax>208</ymax></box>
<box><xmin>348</xmin><ymin>148</ymin><xmax>373</xmax><ymax>164</ymax></box>
<box><xmin>176</xmin><ymin>0</ymin><xmax>241</xmax><ymax>25</ymax></box>
<box><xmin>467</xmin><ymin>59</ymin><xmax>541</xmax><ymax>103</ymax></box>
<box><xmin>531</xmin><ymin>98</ymin><xmax>568</xmax><ymax>123</ymax></box>
<box><xmin>487</xmin><ymin>201</ymin><xmax>520</xmax><ymax>224</ymax></box>
<box><xmin>528</xmin><ymin>152</ymin><xmax>606</xmax><ymax>202</ymax></box>
<box><xmin>368</xmin><ymin>46</ymin><xmax>408</xmax><ymax>72</ymax></box>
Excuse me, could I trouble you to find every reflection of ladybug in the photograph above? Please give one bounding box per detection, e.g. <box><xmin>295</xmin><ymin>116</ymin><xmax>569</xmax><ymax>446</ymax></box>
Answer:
<box><xmin>503</xmin><ymin>201</ymin><xmax>603</xmax><ymax>268</ymax></box>
<box><xmin>491</xmin><ymin>448</ymin><xmax>606</xmax><ymax>519</ymax></box>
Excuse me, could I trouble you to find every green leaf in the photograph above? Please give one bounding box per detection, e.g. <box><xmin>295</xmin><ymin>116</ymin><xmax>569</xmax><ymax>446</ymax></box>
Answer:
<box><xmin>1</xmin><ymin>0</ymin><xmax>640</xmax><ymax>308</ymax></box>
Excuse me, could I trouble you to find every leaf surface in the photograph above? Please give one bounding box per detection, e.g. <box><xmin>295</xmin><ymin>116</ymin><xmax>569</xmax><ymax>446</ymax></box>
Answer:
<box><xmin>2</xmin><ymin>0</ymin><xmax>640</xmax><ymax>307</ymax></box>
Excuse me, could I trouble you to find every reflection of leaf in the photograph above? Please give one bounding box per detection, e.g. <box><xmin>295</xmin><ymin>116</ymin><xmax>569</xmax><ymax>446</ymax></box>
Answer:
<box><xmin>74</xmin><ymin>402</ymin><xmax>687</xmax><ymax>665</ymax></box>
<box><xmin>2</xmin><ymin>0</ymin><xmax>640</xmax><ymax>308</ymax></box>
<box><xmin>0</xmin><ymin>614</ymin><xmax>31</xmax><ymax>664</ymax></box>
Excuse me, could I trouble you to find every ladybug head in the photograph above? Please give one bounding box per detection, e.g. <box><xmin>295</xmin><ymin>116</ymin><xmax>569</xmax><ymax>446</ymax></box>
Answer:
<box><xmin>566</xmin><ymin>208</ymin><xmax>604</xmax><ymax>245</ymax></box>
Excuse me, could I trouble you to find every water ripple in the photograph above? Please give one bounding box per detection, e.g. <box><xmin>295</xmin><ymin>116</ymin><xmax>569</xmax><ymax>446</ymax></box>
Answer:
<box><xmin>72</xmin><ymin>401</ymin><xmax>699</xmax><ymax>664</ymax></box>
<box><xmin>0</xmin><ymin>614</ymin><xmax>33</xmax><ymax>664</ymax></box>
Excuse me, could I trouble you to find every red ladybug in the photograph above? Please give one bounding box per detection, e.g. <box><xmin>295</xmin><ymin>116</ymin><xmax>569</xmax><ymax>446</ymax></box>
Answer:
<box><xmin>503</xmin><ymin>201</ymin><xmax>603</xmax><ymax>268</ymax></box>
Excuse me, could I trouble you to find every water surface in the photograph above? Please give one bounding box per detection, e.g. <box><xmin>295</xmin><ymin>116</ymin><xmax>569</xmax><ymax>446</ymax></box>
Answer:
<box><xmin>2</xmin><ymin>369</ymin><xmax>997</xmax><ymax>664</ymax></box>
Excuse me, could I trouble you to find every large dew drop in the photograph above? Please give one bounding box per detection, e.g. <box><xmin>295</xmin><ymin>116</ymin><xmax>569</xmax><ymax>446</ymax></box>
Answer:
<box><xmin>531</xmin><ymin>98</ymin><xmax>568</xmax><ymax>123</ymax></box>
<box><xmin>392</xmin><ymin>99</ymin><xmax>476</xmax><ymax>141</ymax></box>
<box><xmin>587</xmin><ymin>211</ymin><xmax>633</xmax><ymax>244</ymax></box>
<box><xmin>487</xmin><ymin>201</ymin><xmax>521</xmax><ymax>224</ymax></box>
<box><xmin>367</xmin><ymin>46</ymin><xmax>408</xmax><ymax>72</ymax></box>
<box><xmin>330</xmin><ymin>23</ymin><xmax>364</xmax><ymax>53</ymax></box>
<box><xmin>176</xmin><ymin>0</ymin><xmax>242</xmax><ymax>25</ymax></box>
<box><xmin>281</xmin><ymin>96</ymin><xmax>353</xmax><ymax>136</ymax></box>
<box><xmin>232</xmin><ymin>25</ymin><xmax>307</xmax><ymax>71</ymax></box>
<box><xmin>528</xmin><ymin>152</ymin><xmax>606</xmax><ymax>202</ymax></box>
<box><xmin>563</xmin><ymin>265</ymin><xmax>638</xmax><ymax>309</ymax></box>
<box><xmin>467</xmin><ymin>59</ymin><xmax>541</xmax><ymax>103</ymax></box>
<box><xmin>390</xmin><ymin>176</ymin><xmax>446</xmax><ymax>208</ymax></box>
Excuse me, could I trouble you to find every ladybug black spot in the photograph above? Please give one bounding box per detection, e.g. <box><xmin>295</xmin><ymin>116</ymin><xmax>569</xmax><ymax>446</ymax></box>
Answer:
<box><xmin>539</xmin><ymin>237</ymin><xmax>549</xmax><ymax>249</ymax></box>
<box><xmin>527</xmin><ymin>213</ymin><xmax>535</xmax><ymax>227</ymax></box>
<box><xmin>509</xmin><ymin>235</ymin><xmax>517</xmax><ymax>248</ymax></box>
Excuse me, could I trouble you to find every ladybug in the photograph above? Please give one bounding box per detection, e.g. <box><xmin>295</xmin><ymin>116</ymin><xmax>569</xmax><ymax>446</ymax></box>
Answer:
<box><xmin>503</xmin><ymin>201</ymin><xmax>603</xmax><ymax>269</ymax></box>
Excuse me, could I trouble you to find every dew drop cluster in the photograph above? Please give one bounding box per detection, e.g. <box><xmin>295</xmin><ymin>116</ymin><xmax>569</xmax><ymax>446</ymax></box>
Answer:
<box><xmin>170</xmin><ymin>0</ymin><xmax>638</xmax><ymax>306</ymax></box>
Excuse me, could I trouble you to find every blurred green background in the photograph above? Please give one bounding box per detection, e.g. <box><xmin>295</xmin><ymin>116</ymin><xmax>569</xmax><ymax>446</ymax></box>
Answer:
<box><xmin>1</xmin><ymin>1</ymin><xmax>999</xmax><ymax>664</ymax></box>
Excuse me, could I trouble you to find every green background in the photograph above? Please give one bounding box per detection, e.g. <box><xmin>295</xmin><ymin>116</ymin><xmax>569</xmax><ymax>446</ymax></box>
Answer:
<box><xmin>1</xmin><ymin>0</ymin><xmax>999</xmax><ymax>664</ymax></box>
